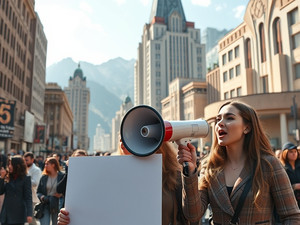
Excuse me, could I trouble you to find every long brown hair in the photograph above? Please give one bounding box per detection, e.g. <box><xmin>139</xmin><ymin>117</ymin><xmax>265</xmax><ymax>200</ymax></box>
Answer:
<box><xmin>9</xmin><ymin>155</ymin><xmax>27</xmax><ymax>179</ymax></box>
<box><xmin>42</xmin><ymin>157</ymin><xmax>60</xmax><ymax>175</ymax></box>
<box><xmin>156</xmin><ymin>142</ymin><xmax>181</xmax><ymax>192</ymax></box>
<box><xmin>201</xmin><ymin>101</ymin><xmax>274</xmax><ymax>206</ymax></box>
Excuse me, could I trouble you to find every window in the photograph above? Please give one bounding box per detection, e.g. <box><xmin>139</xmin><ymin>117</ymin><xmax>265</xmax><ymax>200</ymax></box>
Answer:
<box><xmin>234</xmin><ymin>46</ymin><xmax>239</xmax><ymax>58</ymax></box>
<box><xmin>292</xmin><ymin>32</ymin><xmax>300</xmax><ymax>49</ymax></box>
<box><xmin>259</xmin><ymin>23</ymin><xmax>266</xmax><ymax>62</ymax></box>
<box><xmin>288</xmin><ymin>8</ymin><xmax>299</xmax><ymax>26</ymax></box>
<box><xmin>224</xmin><ymin>92</ymin><xmax>229</xmax><ymax>100</ymax></box>
<box><xmin>245</xmin><ymin>38</ymin><xmax>252</xmax><ymax>68</ymax></box>
<box><xmin>237</xmin><ymin>87</ymin><xmax>242</xmax><ymax>96</ymax></box>
<box><xmin>236</xmin><ymin>65</ymin><xmax>241</xmax><ymax>76</ymax></box>
<box><xmin>222</xmin><ymin>54</ymin><xmax>227</xmax><ymax>65</ymax></box>
<box><xmin>230</xmin><ymin>89</ymin><xmax>235</xmax><ymax>98</ymax></box>
<box><xmin>273</xmin><ymin>18</ymin><xmax>282</xmax><ymax>54</ymax></box>
<box><xmin>261</xmin><ymin>76</ymin><xmax>269</xmax><ymax>93</ymax></box>
<box><xmin>229</xmin><ymin>68</ymin><xmax>234</xmax><ymax>79</ymax></box>
<box><xmin>295</xmin><ymin>63</ymin><xmax>300</xmax><ymax>79</ymax></box>
<box><xmin>223</xmin><ymin>71</ymin><xmax>228</xmax><ymax>82</ymax></box>
<box><xmin>228</xmin><ymin>50</ymin><xmax>233</xmax><ymax>62</ymax></box>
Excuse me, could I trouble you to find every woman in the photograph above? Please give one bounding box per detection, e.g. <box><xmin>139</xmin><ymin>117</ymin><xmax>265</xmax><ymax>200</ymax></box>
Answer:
<box><xmin>37</xmin><ymin>157</ymin><xmax>64</xmax><ymax>225</ymax></box>
<box><xmin>280</xmin><ymin>142</ymin><xmax>300</xmax><ymax>208</ymax></box>
<box><xmin>0</xmin><ymin>155</ymin><xmax>32</xmax><ymax>225</ymax></box>
<box><xmin>177</xmin><ymin>101</ymin><xmax>300</xmax><ymax>224</ymax></box>
<box><xmin>58</xmin><ymin>141</ymin><xmax>190</xmax><ymax>225</ymax></box>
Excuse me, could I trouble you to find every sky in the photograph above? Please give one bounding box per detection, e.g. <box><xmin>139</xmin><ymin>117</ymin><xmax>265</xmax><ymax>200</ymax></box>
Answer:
<box><xmin>35</xmin><ymin>0</ymin><xmax>250</xmax><ymax>67</ymax></box>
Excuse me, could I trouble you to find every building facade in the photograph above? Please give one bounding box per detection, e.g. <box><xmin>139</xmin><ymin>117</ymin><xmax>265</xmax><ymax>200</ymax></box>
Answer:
<box><xmin>134</xmin><ymin>0</ymin><xmax>206</xmax><ymax>112</ymax></box>
<box><xmin>44</xmin><ymin>83</ymin><xmax>73</xmax><ymax>154</ymax></box>
<box><xmin>111</xmin><ymin>96</ymin><xmax>133</xmax><ymax>152</ymax></box>
<box><xmin>205</xmin><ymin>0</ymin><xmax>300</xmax><ymax>148</ymax></box>
<box><xmin>64</xmin><ymin>64</ymin><xmax>90</xmax><ymax>150</ymax></box>
<box><xmin>0</xmin><ymin>0</ymin><xmax>47</xmax><ymax>154</ymax></box>
<box><xmin>31</xmin><ymin>13</ymin><xmax>47</xmax><ymax>153</ymax></box>
<box><xmin>93</xmin><ymin>124</ymin><xmax>111</xmax><ymax>153</ymax></box>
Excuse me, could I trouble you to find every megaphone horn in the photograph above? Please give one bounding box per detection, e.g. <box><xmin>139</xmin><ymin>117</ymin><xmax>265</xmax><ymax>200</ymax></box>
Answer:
<box><xmin>120</xmin><ymin>105</ymin><xmax>209</xmax><ymax>156</ymax></box>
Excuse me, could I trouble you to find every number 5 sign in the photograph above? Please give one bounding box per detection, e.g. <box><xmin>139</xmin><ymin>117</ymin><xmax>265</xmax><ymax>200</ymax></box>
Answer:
<box><xmin>0</xmin><ymin>97</ymin><xmax>16</xmax><ymax>138</ymax></box>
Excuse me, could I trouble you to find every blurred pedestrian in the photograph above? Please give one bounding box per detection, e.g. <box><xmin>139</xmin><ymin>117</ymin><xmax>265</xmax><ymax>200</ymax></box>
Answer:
<box><xmin>0</xmin><ymin>155</ymin><xmax>33</xmax><ymax>225</ymax></box>
<box><xmin>280</xmin><ymin>142</ymin><xmax>300</xmax><ymax>208</ymax></box>
<box><xmin>37</xmin><ymin>157</ymin><xmax>64</xmax><ymax>225</ymax></box>
<box><xmin>24</xmin><ymin>152</ymin><xmax>42</xmax><ymax>225</ymax></box>
<box><xmin>57</xmin><ymin>150</ymin><xmax>88</xmax><ymax>199</ymax></box>
<box><xmin>275</xmin><ymin>149</ymin><xmax>282</xmax><ymax>159</ymax></box>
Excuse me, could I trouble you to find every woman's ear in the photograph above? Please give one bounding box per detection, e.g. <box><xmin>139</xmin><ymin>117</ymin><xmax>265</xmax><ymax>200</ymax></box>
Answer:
<box><xmin>244</xmin><ymin>125</ymin><xmax>251</xmax><ymax>134</ymax></box>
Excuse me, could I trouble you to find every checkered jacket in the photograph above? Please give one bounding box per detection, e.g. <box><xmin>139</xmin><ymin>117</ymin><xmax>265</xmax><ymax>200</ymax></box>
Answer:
<box><xmin>182</xmin><ymin>155</ymin><xmax>300</xmax><ymax>224</ymax></box>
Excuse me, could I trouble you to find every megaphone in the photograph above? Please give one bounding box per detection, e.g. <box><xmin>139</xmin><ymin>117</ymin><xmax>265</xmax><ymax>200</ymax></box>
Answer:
<box><xmin>120</xmin><ymin>105</ymin><xmax>209</xmax><ymax>157</ymax></box>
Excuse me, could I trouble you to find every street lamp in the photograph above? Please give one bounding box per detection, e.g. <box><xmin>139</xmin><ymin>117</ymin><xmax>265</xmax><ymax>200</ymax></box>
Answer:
<box><xmin>291</xmin><ymin>96</ymin><xmax>299</xmax><ymax>145</ymax></box>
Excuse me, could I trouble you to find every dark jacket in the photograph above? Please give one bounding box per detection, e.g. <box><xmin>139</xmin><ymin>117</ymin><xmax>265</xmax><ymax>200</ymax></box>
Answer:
<box><xmin>57</xmin><ymin>166</ymin><xmax>68</xmax><ymax>197</ymax></box>
<box><xmin>0</xmin><ymin>175</ymin><xmax>32</xmax><ymax>224</ymax></box>
<box><xmin>37</xmin><ymin>172</ymin><xmax>64</xmax><ymax>214</ymax></box>
<box><xmin>284</xmin><ymin>160</ymin><xmax>300</xmax><ymax>205</ymax></box>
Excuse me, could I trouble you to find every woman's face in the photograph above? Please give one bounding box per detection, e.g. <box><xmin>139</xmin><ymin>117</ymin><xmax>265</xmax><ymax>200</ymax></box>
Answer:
<box><xmin>215</xmin><ymin>104</ymin><xmax>248</xmax><ymax>148</ymax></box>
<box><xmin>287</xmin><ymin>149</ymin><xmax>298</xmax><ymax>162</ymax></box>
<box><xmin>44</xmin><ymin>161</ymin><xmax>55</xmax><ymax>173</ymax></box>
<box><xmin>8</xmin><ymin>161</ymin><xmax>13</xmax><ymax>173</ymax></box>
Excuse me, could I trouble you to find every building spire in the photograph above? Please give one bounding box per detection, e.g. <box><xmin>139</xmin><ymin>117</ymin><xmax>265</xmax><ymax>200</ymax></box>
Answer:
<box><xmin>149</xmin><ymin>0</ymin><xmax>186</xmax><ymax>27</ymax></box>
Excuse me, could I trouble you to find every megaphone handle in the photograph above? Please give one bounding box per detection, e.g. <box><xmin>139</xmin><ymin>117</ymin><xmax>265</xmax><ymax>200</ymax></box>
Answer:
<box><xmin>183</xmin><ymin>162</ymin><xmax>189</xmax><ymax>176</ymax></box>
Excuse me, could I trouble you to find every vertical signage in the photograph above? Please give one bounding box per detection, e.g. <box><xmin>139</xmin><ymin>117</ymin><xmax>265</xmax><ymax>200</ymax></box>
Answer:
<box><xmin>0</xmin><ymin>98</ymin><xmax>16</xmax><ymax>138</ymax></box>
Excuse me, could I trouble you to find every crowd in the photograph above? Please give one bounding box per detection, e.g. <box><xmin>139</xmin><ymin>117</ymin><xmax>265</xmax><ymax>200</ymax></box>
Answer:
<box><xmin>0</xmin><ymin>101</ymin><xmax>299</xmax><ymax>225</ymax></box>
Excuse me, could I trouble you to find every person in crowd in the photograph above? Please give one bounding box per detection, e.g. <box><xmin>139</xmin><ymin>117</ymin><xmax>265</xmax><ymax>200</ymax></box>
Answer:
<box><xmin>275</xmin><ymin>149</ymin><xmax>282</xmax><ymax>159</ymax></box>
<box><xmin>0</xmin><ymin>152</ymin><xmax>7</xmax><ymax>212</ymax></box>
<box><xmin>177</xmin><ymin>101</ymin><xmax>300</xmax><ymax>224</ymax></box>
<box><xmin>280</xmin><ymin>142</ymin><xmax>300</xmax><ymax>208</ymax></box>
<box><xmin>0</xmin><ymin>155</ymin><xmax>33</xmax><ymax>225</ymax></box>
<box><xmin>57</xmin><ymin>140</ymin><xmax>192</xmax><ymax>225</ymax></box>
<box><xmin>52</xmin><ymin>153</ymin><xmax>66</xmax><ymax>171</ymax></box>
<box><xmin>24</xmin><ymin>152</ymin><xmax>42</xmax><ymax>225</ymax></box>
<box><xmin>37</xmin><ymin>157</ymin><xmax>64</xmax><ymax>225</ymax></box>
<box><xmin>36</xmin><ymin>155</ymin><xmax>45</xmax><ymax>171</ymax></box>
<box><xmin>57</xmin><ymin>149</ymin><xmax>88</xmax><ymax>198</ymax></box>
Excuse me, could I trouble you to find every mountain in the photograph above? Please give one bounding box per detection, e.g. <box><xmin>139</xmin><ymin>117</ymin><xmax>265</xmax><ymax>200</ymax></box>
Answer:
<box><xmin>46</xmin><ymin>57</ymin><xmax>135</xmax><ymax>150</ymax></box>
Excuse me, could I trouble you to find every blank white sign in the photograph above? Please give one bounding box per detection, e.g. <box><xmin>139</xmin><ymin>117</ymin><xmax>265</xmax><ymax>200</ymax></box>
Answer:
<box><xmin>65</xmin><ymin>154</ymin><xmax>162</xmax><ymax>225</ymax></box>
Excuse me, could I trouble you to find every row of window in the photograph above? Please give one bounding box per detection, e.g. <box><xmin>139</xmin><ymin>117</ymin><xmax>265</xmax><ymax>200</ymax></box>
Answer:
<box><xmin>0</xmin><ymin>71</ymin><xmax>24</xmax><ymax>102</ymax></box>
<box><xmin>222</xmin><ymin>46</ymin><xmax>239</xmax><ymax>65</ymax></box>
<box><xmin>223</xmin><ymin>64</ymin><xmax>241</xmax><ymax>82</ymax></box>
<box><xmin>0</xmin><ymin>1</ymin><xmax>29</xmax><ymax>47</ymax></box>
<box><xmin>224</xmin><ymin>87</ymin><xmax>242</xmax><ymax>100</ymax></box>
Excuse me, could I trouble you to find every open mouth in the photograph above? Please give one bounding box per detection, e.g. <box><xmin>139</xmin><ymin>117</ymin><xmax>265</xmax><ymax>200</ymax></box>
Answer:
<box><xmin>218</xmin><ymin>130</ymin><xmax>227</xmax><ymax>137</ymax></box>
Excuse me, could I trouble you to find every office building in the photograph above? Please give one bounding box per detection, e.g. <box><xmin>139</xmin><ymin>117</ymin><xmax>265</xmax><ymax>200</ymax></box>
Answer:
<box><xmin>64</xmin><ymin>64</ymin><xmax>90</xmax><ymax>150</ymax></box>
<box><xmin>134</xmin><ymin>0</ymin><xmax>206</xmax><ymax>112</ymax></box>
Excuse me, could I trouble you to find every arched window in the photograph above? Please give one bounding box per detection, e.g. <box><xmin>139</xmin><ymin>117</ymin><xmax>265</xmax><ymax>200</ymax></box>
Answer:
<box><xmin>245</xmin><ymin>38</ymin><xmax>252</xmax><ymax>68</ymax></box>
<box><xmin>273</xmin><ymin>18</ymin><xmax>282</xmax><ymax>54</ymax></box>
<box><xmin>259</xmin><ymin>23</ymin><xmax>266</xmax><ymax>62</ymax></box>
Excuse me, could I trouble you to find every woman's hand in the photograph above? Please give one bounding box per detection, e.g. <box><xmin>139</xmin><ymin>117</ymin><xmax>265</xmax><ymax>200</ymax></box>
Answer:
<box><xmin>27</xmin><ymin>216</ymin><xmax>32</xmax><ymax>223</ymax></box>
<box><xmin>58</xmin><ymin>208</ymin><xmax>70</xmax><ymax>225</ymax></box>
<box><xmin>54</xmin><ymin>192</ymin><xmax>63</xmax><ymax>198</ymax></box>
<box><xmin>293</xmin><ymin>183</ymin><xmax>300</xmax><ymax>190</ymax></box>
<box><xmin>177</xmin><ymin>143</ymin><xmax>197</xmax><ymax>175</ymax></box>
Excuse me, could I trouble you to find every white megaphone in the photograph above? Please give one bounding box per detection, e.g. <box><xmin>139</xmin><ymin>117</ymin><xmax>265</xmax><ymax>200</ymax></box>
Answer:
<box><xmin>120</xmin><ymin>105</ymin><xmax>209</xmax><ymax>157</ymax></box>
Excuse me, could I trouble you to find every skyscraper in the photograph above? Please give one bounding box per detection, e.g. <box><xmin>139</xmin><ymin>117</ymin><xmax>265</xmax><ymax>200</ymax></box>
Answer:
<box><xmin>64</xmin><ymin>64</ymin><xmax>90</xmax><ymax>150</ymax></box>
<box><xmin>134</xmin><ymin>0</ymin><xmax>206</xmax><ymax>112</ymax></box>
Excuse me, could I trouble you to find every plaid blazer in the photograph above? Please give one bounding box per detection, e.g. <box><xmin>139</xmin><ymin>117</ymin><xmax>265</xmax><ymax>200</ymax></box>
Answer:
<box><xmin>182</xmin><ymin>155</ymin><xmax>300</xmax><ymax>224</ymax></box>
